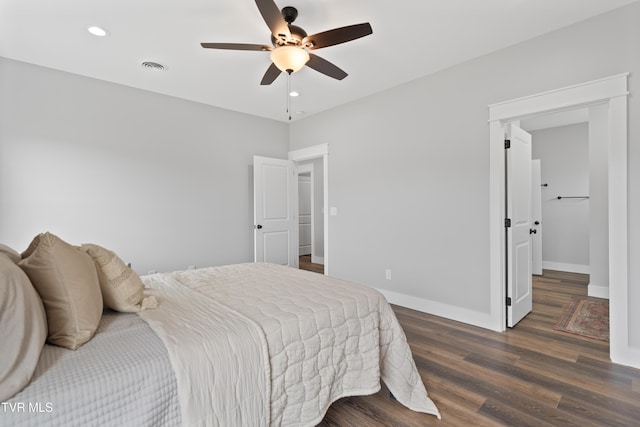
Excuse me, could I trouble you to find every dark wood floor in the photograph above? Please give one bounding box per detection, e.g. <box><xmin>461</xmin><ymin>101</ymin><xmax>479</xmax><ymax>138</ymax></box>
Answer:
<box><xmin>318</xmin><ymin>270</ymin><xmax>640</xmax><ymax>426</ymax></box>
<box><xmin>299</xmin><ymin>255</ymin><xmax>324</xmax><ymax>274</ymax></box>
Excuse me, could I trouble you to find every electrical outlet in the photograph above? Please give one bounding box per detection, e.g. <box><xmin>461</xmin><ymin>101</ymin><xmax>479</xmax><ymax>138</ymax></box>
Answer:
<box><xmin>188</xmin><ymin>265</ymin><xmax>196</xmax><ymax>270</ymax></box>
<box><xmin>385</xmin><ymin>269</ymin><xmax>392</xmax><ymax>280</ymax></box>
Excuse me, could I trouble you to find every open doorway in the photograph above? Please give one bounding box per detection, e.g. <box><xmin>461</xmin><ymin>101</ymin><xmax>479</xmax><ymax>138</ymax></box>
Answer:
<box><xmin>289</xmin><ymin>143</ymin><xmax>329</xmax><ymax>275</ymax></box>
<box><xmin>512</xmin><ymin>108</ymin><xmax>608</xmax><ymax>318</ymax></box>
<box><xmin>488</xmin><ymin>73</ymin><xmax>630</xmax><ymax>366</ymax></box>
<box><xmin>520</xmin><ymin>110</ymin><xmax>608</xmax><ymax>340</ymax></box>
<box><xmin>505</xmin><ymin>108</ymin><xmax>607</xmax><ymax>327</ymax></box>
<box><xmin>522</xmin><ymin>110</ymin><xmax>591</xmax><ymax>278</ymax></box>
<box><xmin>297</xmin><ymin>162</ymin><xmax>324</xmax><ymax>274</ymax></box>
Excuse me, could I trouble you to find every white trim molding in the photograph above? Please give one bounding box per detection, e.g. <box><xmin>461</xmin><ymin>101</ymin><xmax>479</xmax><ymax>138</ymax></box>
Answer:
<box><xmin>488</xmin><ymin>73</ymin><xmax>635</xmax><ymax>368</ymax></box>
<box><xmin>489</xmin><ymin>73</ymin><xmax>629</xmax><ymax>121</ymax></box>
<box><xmin>588</xmin><ymin>285</ymin><xmax>609</xmax><ymax>300</ymax></box>
<box><xmin>542</xmin><ymin>261</ymin><xmax>589</xmax><ymax>275</ymax></box>
<box><xmin>289</xmin><ymin>143</ymin><xmax>329</xmax><ymax>162</ymax></box>
<box><xmin>377</xmin><ymin>289</ymin><xmax>498</xmax><ymax>332</ymax></box>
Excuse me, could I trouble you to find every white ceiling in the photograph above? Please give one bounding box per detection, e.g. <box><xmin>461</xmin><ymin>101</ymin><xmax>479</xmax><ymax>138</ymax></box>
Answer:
<box><xmin>0</xmin><ymin>0</ymin><xmax>636</xmax><ymax>122</ymax></box>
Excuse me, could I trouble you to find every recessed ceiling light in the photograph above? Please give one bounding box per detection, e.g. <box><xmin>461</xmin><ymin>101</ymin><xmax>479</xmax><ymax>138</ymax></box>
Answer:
<box><xmin>289</xmin><ymin>91</ymin><xmax>299</xmax><ymax>97</ymax></box>
<box><xmin>87</xmin><ymin>26</ymin><xmax>108</xmax><ymax>37</ymax></box>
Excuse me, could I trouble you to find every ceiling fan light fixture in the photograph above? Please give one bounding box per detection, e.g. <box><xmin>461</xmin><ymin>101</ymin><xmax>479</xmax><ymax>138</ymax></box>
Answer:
<box><xmin>270</xmin><ymin>46</ymin><xmax>309</xmax><ymax>73</ymax></box>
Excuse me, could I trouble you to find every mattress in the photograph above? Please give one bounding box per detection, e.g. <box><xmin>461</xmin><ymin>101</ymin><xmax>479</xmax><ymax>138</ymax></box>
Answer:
<box><xmin>0</xmin><ymin>311</ymin><xmax>181</xmax><ymax>427</ymax></box>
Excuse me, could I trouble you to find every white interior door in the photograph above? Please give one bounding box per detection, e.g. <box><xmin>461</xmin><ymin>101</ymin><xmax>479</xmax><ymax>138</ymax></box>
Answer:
<box><xmin>253</xmin><ymin>156</ymin><xmax>298</xmax><ymax>267</ymax></box>
<box><xmin>506</xmin><ymin>124</ymin><xmax>533</xmax><ymax>327</ymax></box>
<box><xmin>531</xmin><ymin>159</ymin><xmax>543</xmax><ymax>275</ymax></box>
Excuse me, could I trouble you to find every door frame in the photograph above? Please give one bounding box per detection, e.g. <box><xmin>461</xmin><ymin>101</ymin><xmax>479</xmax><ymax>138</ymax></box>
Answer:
<box><xmin>487</xmin><ymin>73</ymin><xmax>631</xmax><ymax>366</ymax></box>
<box><xmin>289</xmin><ymin>143</ymin><xmax>329</xmax><ymax>275</ymax></box>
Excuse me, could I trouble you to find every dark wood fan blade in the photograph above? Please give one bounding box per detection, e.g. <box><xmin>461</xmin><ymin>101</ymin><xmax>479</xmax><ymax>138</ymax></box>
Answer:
<box><xmin>260</xmin><ymin>63</ymin><xmax>282</xmax><ymax>85</ymax></box>
<box><xmin>306</xmin><ymin>54</ymin><xmax>348</xmax><ymax>80</ymax></box>
<box><xmin>255</xmin><ymin>0</ymin><xmax>290</xmax><ymax>39</ymax></box>
<box><xmin>201</xmin><ymin>43</ymin><xmax>272</xmax><ymax>51</ymax></box>
<box><xmin>304</xmin><ymin>23</ymin><xmax>372</xmax><ymax>50</ymax></box>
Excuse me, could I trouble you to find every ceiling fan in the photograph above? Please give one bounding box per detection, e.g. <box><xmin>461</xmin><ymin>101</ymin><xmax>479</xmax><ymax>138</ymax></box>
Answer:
<box><xmin>201</xmin><ymin>0</ymin><xmax>373</xmax><ymax>85</ymax></box>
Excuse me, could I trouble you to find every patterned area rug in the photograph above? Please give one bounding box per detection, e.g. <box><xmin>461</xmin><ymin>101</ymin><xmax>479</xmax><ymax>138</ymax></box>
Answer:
<box><xmin>554</xmin><ymin>296</ymin><xmax>609</xmax><ymax>341</ymax></box>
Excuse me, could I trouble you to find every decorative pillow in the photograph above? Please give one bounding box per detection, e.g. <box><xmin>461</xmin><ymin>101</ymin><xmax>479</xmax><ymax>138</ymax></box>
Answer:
<box><xmin>20</xmin><ymin>233</ymin><xmax>42</xmax><ymax>259</ymax></box>
<box><xmin>0</xmin><ymin>253</ymin><xmax>48</xmax><ymax>401</ymax></box>
<box><xmin>80</xmin><ymin>243</ymin><xmax>157</xmax><ymax>312</ymax></box>
<box><xmin>18</xmin><ymin>232</ymin><xmax>103</xmax><ymax>350</ymax></box>
<box><xmin>0</xmin><ymin>243</ymin><xmax>20</xmax><ymax>263</ymax></box>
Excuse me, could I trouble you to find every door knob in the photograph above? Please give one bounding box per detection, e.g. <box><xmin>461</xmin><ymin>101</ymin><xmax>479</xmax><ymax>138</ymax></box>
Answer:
<box><xmin>529</xmin><ymin>228</ymin><xmax>537</xmax><ymax>234</ymax></box>
<box><xmin>534</xmin><ymin>221</ymin><xmax>540</xmax><ymax>225</ymax></box>
<box><xmin>256</xmin><ymin>224</ymin><xmax>263</xmax><ymax>229</ymax></box>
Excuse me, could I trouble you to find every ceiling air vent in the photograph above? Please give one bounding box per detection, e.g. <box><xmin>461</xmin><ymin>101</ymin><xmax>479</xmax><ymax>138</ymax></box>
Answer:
<box><xmin>141</xmin><ymin>61</ymin><xmax>166</xmax><ymax>71</ymax></box>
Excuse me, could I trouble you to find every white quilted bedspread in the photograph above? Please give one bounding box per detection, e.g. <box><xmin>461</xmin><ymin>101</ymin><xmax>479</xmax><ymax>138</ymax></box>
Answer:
<box><xmin>141</xmin><ymin>262</ymin><xmax>440</xmax><ymax>426</ymax></box>
<box><xmin>138</xmin><ymin>271</ymin><xmax>270</xmax><ymax>427</ymax></box>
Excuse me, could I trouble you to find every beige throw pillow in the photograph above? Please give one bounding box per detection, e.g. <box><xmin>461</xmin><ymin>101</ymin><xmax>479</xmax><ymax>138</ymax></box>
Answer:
<box><xmin>0</xmin><ymin>254</ymin><xmax>47</xmax><ymax>401</ymax></box>
<box><xmin>81</xmin><ymin>243</ymin><xmax>157</xmax><ymax>312</ymax></box>
<box><xmin>18</xmin><ymin>232</ymin><xmax>103</xmax><ymax>350</ymax></box>
<box><xmin>0</xmin><ymin>243</ymin><xmax>20</xmax><ymax>263</ymax></box>
<box><xmin>20</xmin><ymin>233</ymin><xmax>42</xmax><ymax>259</ymax></box>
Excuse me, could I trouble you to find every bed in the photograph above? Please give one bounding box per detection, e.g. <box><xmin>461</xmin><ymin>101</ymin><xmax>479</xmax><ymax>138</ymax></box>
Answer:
<box><xmin>1</xmin><ymin>235</ymin><xmax>440</xmax><ymax>426</ymax></box>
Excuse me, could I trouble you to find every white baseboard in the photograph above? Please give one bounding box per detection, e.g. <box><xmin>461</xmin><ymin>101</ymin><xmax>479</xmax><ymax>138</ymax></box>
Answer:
<box><xmin>378</xmin><ymin>285</ymin><xmax>640</xmax><ymax>371</ymax></box>
<box><xmin>612</xmin><ymin>346</ymin><xmax>640</xmax><ymax>370</ymax></box>
<box><xmin>312</xmin><ymin>255</ymin><xmax>324</xmax><ymax>264</ymax></box>
<box><xmin>542</xmin><ymin>261</ymin><xmax>590</xmax><ymax>274</ymax></box>
<box><xmin>626</xmin><ymin>347</ymin><xmax>640</xmax><ymax>370</ymax></box>
<box><xmin>376</xmin><ymin>288</ymin><xmax>499</xmax><ymax>332</ymax></box>
<box><xmin>588</xmin><ymin>283</ymin><xmax>609</xmax><ymax>299</ymax></box>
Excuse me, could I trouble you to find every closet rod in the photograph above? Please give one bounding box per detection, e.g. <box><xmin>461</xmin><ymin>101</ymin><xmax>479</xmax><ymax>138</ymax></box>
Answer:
<box><xmin>556</xmin><ymin>196</ymin><xmax>589</xmax><ymax>199</ymax></box>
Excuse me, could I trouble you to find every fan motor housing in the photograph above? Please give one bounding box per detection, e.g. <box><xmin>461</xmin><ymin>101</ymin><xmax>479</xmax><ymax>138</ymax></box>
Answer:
<box><xmin>282</xmin><ymin>6</ymin><xmax>298</xmax><ymax>24</ymax></box>
<box><xmin>272</xmin><ymin>24</ymin><xmax>307</xmax><ymax>46</ymax></box>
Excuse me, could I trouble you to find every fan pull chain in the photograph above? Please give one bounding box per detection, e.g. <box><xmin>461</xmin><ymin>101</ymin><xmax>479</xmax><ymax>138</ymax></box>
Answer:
<box><xmin>286</xmin><ymin>70</ymin><xmax>292</xmax><ymax>121</ymax></box>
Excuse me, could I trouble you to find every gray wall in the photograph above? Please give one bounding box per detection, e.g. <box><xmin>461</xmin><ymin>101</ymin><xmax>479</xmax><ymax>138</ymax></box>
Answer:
<box><xmin>531</xmin><ymin>123</ymin><xmax>589</xmax><ymax>272</ymax></box>
<box><xmin>0</xmin><ymin>58</ymin><xmax>289</xmax><ymax>274</ymax></box>
<box><xmin>289</xmin><ymin>2</ymin><xmax>640</xmax><ymax>347</ymax></box>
